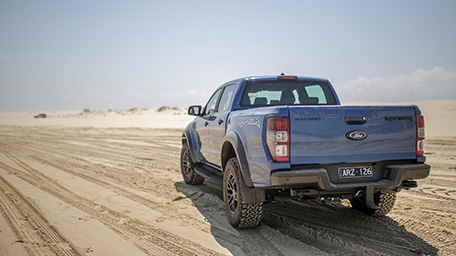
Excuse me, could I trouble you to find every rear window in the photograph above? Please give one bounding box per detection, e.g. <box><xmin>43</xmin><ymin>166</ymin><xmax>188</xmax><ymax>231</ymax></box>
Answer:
<box><xmin>240</xmin><ymin>80</ymin><xmax>337</xmax><ymax>107</ymax></box>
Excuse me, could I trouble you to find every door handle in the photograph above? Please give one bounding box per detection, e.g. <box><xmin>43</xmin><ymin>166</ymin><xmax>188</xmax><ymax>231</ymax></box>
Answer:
<box><xmin>218</xmin><ymin>119</ymin><xmax>224</xmax><ymax>125</ymax></box>
<box><xmin>345</xmin><ymin>116</ymin><xmax>367</xmax><ymax>124</ymax></box>
<box><xmin>204</xmin><ymin>121</ymin><xmax>209</xmax><ymax>127</ymax></box>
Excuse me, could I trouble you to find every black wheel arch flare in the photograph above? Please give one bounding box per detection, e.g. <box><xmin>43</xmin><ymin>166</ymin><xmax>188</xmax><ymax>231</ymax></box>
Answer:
<box><xmin>222</xmin><ymin>132</ymin><xmax>254</xmax><ymax>188</ymax></box>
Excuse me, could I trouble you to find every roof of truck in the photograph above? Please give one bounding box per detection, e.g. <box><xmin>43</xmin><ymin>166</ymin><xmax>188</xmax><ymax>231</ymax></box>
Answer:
<box><xmin>243</xmin><ymin>75</ymin><xmax>328</xmax><ymax>82</ymax></box>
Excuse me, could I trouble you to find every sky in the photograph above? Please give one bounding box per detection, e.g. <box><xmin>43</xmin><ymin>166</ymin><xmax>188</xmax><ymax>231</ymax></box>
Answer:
<box><xmin>1</xmin><ymin>0</ymin><xmax>456</xmax><ymax>111</ymax></box>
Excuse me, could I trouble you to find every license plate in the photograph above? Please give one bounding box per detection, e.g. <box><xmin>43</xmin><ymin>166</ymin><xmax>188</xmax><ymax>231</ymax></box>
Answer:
<box><xmin>338</xmin><ymin>166</ymin><xmax>373</xmax><ymax>178</ymax></box>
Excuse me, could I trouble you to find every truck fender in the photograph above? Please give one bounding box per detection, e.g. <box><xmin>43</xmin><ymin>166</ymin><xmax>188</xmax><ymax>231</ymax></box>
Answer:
<box><xmin>222</xmin><ymin>132</ymin><xmax>253</xmax><ymax>186</ymax></box>
<box><xmin>222</xmin><ymin>132</ymin><xmax>265</xmax><ymax>204</ymax></box>
<box><xmin>183</xmin><ymin>123</ymin><xmax>202</xmax><ymax>164</ymax></box>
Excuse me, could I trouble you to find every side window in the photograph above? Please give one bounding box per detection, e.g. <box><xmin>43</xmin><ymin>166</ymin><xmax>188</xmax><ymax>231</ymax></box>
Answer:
<box><xmin>217</xmin><ymin>85</ymin><xmax>236</xmax><ymax>112</ymax></box>
<box><xmin>204</xmin><ymin>89</ymin><xmax>222</xmax><ymax>116</ymax></box>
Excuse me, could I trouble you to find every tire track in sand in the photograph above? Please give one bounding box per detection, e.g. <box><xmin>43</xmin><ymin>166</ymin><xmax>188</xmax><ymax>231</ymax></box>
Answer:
<box><xmin>262</xmin><ymin>199</ymin><xmax>437</xmax><ymax>255</ymax></box>
<box><xmin>0</xmin><ymin>152</ymin><xmax>223</xmax><ymax>256</ymax></box>
<box><xmin>0</xmin><ymin>176</ymin><xmax>82</xmax><ymax>256</ymax></box>
<box><xmin>1</xmin><ymin>126</ymin><xmax>452</xmax><ymax>255</ymax></box>
<box><xmin>1</xmin><ymin>136</ymin><xmax>207</xmax><ymax>230</ymax></box>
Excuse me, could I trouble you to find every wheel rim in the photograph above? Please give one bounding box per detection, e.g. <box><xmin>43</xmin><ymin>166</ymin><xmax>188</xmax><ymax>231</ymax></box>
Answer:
<box><xmin>182</xmin><ymin>151</ymin><xmax>192</xmax><ymax>177</ymax></box>
<box><xmin>226</xmin><ymin>173</ymin><xmax>238</xmax><ymax>213</ymax></box>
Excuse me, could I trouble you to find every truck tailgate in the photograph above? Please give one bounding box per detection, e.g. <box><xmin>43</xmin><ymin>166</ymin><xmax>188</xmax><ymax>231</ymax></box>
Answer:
<box><xmin>289</xmin><ymin>105</ymin><xmax>418</xmax><ymax>165</ymax></box>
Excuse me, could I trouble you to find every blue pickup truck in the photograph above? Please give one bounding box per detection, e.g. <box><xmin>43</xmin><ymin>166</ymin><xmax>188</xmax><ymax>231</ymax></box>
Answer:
<box><xmin>181</xmin><ymin>74</ymin><xmax>430</xmax><ymax>229</ymax></box>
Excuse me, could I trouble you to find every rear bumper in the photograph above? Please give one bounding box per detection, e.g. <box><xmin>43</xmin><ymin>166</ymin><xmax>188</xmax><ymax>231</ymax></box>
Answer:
<box><xmin>270</xmin><ymin>163</ymin><xmax>430</xmax><ymax>193</ymax></box>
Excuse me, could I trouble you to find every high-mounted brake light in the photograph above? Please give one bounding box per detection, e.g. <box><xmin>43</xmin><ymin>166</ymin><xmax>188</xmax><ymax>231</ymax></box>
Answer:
<box><xmin>267</xmin><ymin>117</ymin><xmax>290</xmax><ymax>162</ymax></box>
<box><xmin>416</xmin><ymin>115</ymin><xmax>425</xmax><ymax>156</ymax></box>
<box><xmin>278</xmin><ymin>75</ymin><xmax>298</xmax><ymax>80</ymax></box>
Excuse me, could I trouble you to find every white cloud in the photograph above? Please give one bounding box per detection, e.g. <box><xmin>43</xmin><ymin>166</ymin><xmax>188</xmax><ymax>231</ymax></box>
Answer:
<box><xmin>334</xmin><ymin>67</ymin><xmax>456</xmax><ymax>103</ymax></box>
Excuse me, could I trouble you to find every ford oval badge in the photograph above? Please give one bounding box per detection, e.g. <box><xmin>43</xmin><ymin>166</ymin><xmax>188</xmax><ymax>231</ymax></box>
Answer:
<box><xmin>346</xmin><ymin>130</ymin><xmax>368</xmax><ymax>141</ymax></box>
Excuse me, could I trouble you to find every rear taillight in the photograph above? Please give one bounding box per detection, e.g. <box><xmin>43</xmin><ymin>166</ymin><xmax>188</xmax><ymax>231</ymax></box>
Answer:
<box><xmin>267</xmin><ymin>117</ymin><xmax>290</xmax><ymax>162</ymax></box>
<box><xmin>416</xmin><ymin>115</ymin><xmax>425</xmax><ymax>156</ymax></box>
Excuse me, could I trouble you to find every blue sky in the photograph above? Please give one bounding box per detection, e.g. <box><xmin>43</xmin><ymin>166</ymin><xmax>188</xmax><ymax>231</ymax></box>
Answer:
<box><xmin>1</xmin><ymin>0</ymin><xmax>455</xmax><ymax>111</ymax></box>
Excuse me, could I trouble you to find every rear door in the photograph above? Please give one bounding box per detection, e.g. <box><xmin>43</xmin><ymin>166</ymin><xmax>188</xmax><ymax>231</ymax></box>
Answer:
<box><xmin>288</xmin><ymin>105</ymin><xmax>418</xmax><ymax>165</ymax></box>
<box><xmin>205</xmin><ymin>84</ymin><xmax>236</xmax><ymax>166</ymax></box>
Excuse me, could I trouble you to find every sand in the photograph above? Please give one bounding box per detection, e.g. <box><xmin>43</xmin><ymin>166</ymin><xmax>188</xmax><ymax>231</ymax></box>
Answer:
<box><xmin>0</xmin><ymin>101</ymin><xmax>455</xmax><ymax>255</ymax></box>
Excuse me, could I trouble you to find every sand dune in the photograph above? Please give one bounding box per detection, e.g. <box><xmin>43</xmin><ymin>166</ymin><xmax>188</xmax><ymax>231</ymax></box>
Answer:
<box><xmin>0</xmin><ymin>107</ymin><xmax>195</xmax><ymax>129</ymax></box>
<box><xmin>1</xmin><ymin>100</ymin><xmax>454</xmax><ymax>136</ymax></box>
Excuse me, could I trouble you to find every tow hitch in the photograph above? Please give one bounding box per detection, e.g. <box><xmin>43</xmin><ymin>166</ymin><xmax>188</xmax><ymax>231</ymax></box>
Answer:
<box><xmin>400</xmin><ymin>180</ymin><xmax>418</xmax><ymax>189</ymax></box>
<box><xmin>355</xmin><ymin>186</ymin><xmax>380</xmax><ymax>210</ymax></box>
<box><xmin>365</xmin><ymin>186</ymin><xmax>380</xmax><ymax>209</ymax></box>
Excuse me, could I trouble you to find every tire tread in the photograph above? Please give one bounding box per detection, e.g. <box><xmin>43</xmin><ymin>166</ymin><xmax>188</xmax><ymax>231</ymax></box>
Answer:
<box><xmin>225</xmin><ymin>158</ymin><xmax>263</xmax><ymax>229</ymax></box>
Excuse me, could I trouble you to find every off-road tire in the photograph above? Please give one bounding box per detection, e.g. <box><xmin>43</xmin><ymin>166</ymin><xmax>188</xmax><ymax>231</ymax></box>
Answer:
<box><xmin>350</xmin><ymin>191</ymin><xmax>397</xmax><ymax>216</ymax></box>
<box><xmin>180</xmin><ymin>144</ymin><xmax>204</xmax><ymax>185</ymax></box>
<box><xmin>223</xmin><ymin>158</ymin><xmax>263</xmax><ymax>229</ymax></box>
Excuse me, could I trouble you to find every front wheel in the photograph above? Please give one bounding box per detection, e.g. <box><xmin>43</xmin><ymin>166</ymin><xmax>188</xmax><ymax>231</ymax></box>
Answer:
<box><xmin>350</xmin><ymin>191</ymin><xmax>397</xmax><ymax>216</ymax></box>
<box><xmin>180</xmin><ymin>144</ymin><xmax>204</xmax><ymax>185</ymax></box>
<box><xmin>223</xmin><ymin>158</ymin><xmax>262</xmax><ymax>229</ymax></box>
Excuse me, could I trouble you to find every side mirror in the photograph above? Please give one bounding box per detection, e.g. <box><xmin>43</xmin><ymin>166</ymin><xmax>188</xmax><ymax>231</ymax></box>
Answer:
<box><xmin>188</xmin><ymin>105</ymin><xmax>202</xmax><ymax>116</ymax></box>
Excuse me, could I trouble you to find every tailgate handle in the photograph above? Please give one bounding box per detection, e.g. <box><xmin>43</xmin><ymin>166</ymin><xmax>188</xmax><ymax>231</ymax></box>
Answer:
<box><xmin>345</xmin><ymin>116</ymin><xmax>367</xmax><ymax>124</ymax></box>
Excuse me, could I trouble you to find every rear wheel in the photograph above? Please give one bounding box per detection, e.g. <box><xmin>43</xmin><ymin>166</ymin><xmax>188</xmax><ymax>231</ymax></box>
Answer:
<box><xmin>180</xmin><ymin>144</ymin><xmax>204</xmax><ymax>185</ymax></box>
<box><xmin>350</xmin><ymin>191</ymin><xmax>396</xmax><ymax>216</ymax></box>
<box><xmin>223</xmin><ymin>158</ymin><xmax>263</xmax><ymax>229</ymax></box>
